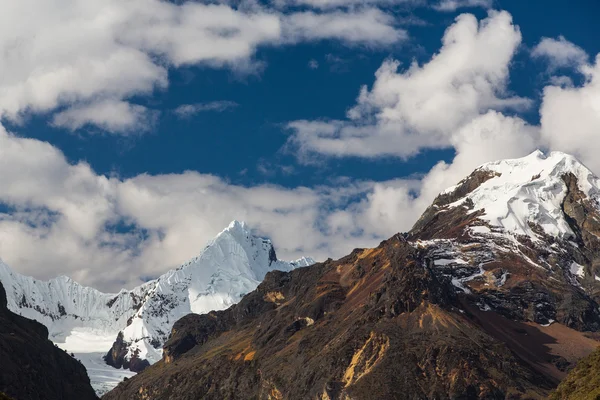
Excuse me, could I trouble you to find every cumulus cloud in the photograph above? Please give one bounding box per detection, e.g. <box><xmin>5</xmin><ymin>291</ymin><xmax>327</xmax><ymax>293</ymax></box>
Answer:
<box><xmin>532</xmin><ymin>36</ymin><xmax>589</xmax><ymax>70</ymax></box>
<box><xmin>52</xmin><ymin>100</ymin><xmax>157</xmax><ymax>134</ymax></box>
<box><xmin>174</xmin><ymin>101</ymin><xmax>239</xmax><ymax>119</ymax></box>
<box><xmin>276</xmin><ymin>0</ymin><xmax>416</xmax><ymax>10</ymax></box>
<box><xmin>4</xmin><ymin>5</ymin><xmax>599</xmax><ymax>297</ymax></box>
<box><xmin>287</xmin><ymin>11</ymin><xmax>529</xmax><ymax>159</ymax></box>
<box><xmin>308</xmin><ymin>59</ymin><xmax>320</xmax><ymax>69</ymax></box>
<box><xmin>283</xmin><ymin>8</ymin><xmax>407</xmax><ymax>46</ymax></box>
<box><xmin>281</xmin><ymin>10</ymin><xmax>544</xmax><ymax>257</ymax></box>
<box><xmin>0</xmin><ymin>122</ymin><xmax>428</xmax><ymax>291</ymax></box>
<box><xmin>433</xmin><ymin>0</ymin><xmax>492</xmax><ymax>12</ymax></box>
<box><xmin>0</xmin><ymin>11</ymin><xmax>547</xmax><ymax>293</ymax></box>
<box><xmin>540</xmin><ymin>55</ymin><xmax>600</xmax><ymax>172</ymax></box>
<box><xmin>0</xmin><ymin>0</ymin><xmax>406</xmax><ymax>134</ymax></box>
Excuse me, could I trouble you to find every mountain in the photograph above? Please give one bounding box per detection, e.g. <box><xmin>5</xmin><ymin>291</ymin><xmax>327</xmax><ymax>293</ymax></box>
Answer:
<box><xmin>104</xmin><ymin>220</ymin><xmax>313</xmax><ymax>371</ymax></box>
<box><xmin>0</xmin><ymin>221</ymin><xmax>313</xmax><ymax>394</ymax></box>
<box><xmin>0</xmin><ymin>280</ymin><xmax>98</xmax><ymax>400</ymax></box>
<box><xmin>104</xmin><ymin>151</ymin><xmax>600</xmax><ymax>399</ymax></box>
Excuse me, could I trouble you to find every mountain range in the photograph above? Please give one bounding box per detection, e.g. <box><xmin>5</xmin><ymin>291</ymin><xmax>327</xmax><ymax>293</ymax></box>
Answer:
<box><xmin>0</xmin><ymin>220</ymin><xmax>313</xmax><ymax>395</ymax></box>
<box><xmin>104</xmin><ymin>150</ymin><xmax>600</xmax><ymax>399</ymax></box>
<box><xmin>2</xmin><ymin>150</ymin><xmax>600</xmax><ymax>399</ymax></box>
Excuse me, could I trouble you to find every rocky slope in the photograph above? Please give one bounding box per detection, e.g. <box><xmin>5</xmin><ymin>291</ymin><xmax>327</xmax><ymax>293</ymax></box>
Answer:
<box><xmin>103</xmin><ymin>151</ymin><xmax>600</xmax><ymax>400</ymax></box>
<box><xmin>0</xmin><ymin>281</ymin><xmax>98</xmax><ymax>400</ymax></box>
<box><xmin>0</xmin><ymin>220</ymin><xmax>312</xmax><ymax>378</ymax></box>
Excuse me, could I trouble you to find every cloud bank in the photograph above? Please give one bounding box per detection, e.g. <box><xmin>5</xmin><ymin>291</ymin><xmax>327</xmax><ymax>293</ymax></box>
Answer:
<box><xmin>0</xmin><ymin>7</ymin><xmax>599</xmax><ymax>293</ymax></box>
<box><xmin>0</xmin><ymin>0</ymin><xmax>407</xmax><ymax>136</ymax></box>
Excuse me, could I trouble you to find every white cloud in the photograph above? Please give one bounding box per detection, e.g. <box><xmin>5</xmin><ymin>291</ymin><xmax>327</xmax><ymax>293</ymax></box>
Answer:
<box><xmin>549</xmin><ymin>75</ymin><xmax>574</xmax><ymax>88</ymax></box>
<box><xmin>287</xmin><ymin>11</ymin><xmax>528</xmax><ymax>159</ymax></box>
<box><xmin>540</xmin><ymin>55</ymin><xmax>600</xmax><ymax>172</ymax></box>
<box><xmin>433</xmin><ymin>0</ymin><xmax>492</xmax><ymax>12</ymax></box>
<box><xmin>308</xmin><ymin>59</ymin><xmax>320</xmax><ymax>69</ymax></box>
<box><xmin>0</xmin><ymin>122</ymin><xmax>426</xmax><ymax>291</ymax></box>
<box><xmin>52</xmin><ymin>100</ymin><xmax>157</xmax><ymax>134</ymax></box>
<box><xmin>280</xmin><ymin>10</ymin><xmax>542</xmax><ymax>255</ymax></box>
<box><xmin>2</xmin><ymin>7</ymin><xmax>599</xmax><ymax>296</ymax></box>
<box><xmin>0</xmin><ymin>0</ymin><xmax>406</xmax><ymax>134</ymax></box>
<box><xmin>174</xmin><ymin>101</ymin><xmax>239</xmax><ymax>119</ymax></box>
<box><xmin>531</xmin><ymin>36</ymin><xmax>589</xmax><ymax>70</ymax></box>
<box><xmin>283</xmin><ymin>8</ymin><xmax>407</xmax><ymax>46</ymax></box>
<box><xmin>277</xmin><ymin>0</ymin><xmax>417</xmax><ymax>10</ymax></box>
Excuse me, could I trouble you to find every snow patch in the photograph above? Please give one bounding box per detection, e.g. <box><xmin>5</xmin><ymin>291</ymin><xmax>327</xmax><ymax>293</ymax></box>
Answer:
<box><xmin>570</xmin><ymin>262</ymin><xmax>585</xmax><ymax>279</ymax></box>
<box><xmin>470</xmin><ymin>225</ymin><xmax>491</xmax><ymax>234</ymax></box>
<box><xmin>434</xmin><ymin>258</ymin><xmax>467</xmax><ymax>266</ymax></box>
<box><xmin>72</xmin><ymin>352</ymin><xmax>135</xmax><ymax>396</ymax></box>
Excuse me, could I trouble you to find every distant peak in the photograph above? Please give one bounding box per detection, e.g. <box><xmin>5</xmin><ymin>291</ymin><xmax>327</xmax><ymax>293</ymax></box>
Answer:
<box><xmin>226</xmin><ymin>220</ymin><xmax>249</xmax><ymax>231</ymax></box>
<box><xmin>210</xmin><ymin>220</ymin><xmax>275</xmax><ymax>253</ymax></box>
<box><xmin>527</xmin><ymin>149</ymin><xmax>545</xmax><ymax>159</ymax></box>
<box><xmin>478</xmin><ymin>150</ymin><xmax>590</xmax><ymax>175</ymax></box>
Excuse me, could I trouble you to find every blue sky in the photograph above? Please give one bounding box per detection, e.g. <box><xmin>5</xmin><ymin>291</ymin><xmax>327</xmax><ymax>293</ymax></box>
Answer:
<box><xmin>10</xmin><ymin>0</ymin><xmax>599</xmax><ymax>188</ymax></box>
<box><xmin>0</xmin><ymin>0</ymin><xmax>599</xmax><ymax>291</ymax></box>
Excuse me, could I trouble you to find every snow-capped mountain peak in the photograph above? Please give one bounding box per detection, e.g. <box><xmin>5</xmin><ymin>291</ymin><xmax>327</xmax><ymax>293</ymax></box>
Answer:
<box><xmin>442</xmin><ymin>150</ymin><xmax>600</xmax><ymax>240</ymax></box>
<box><xmin>111</xmin><ymin>220</ymin><xmax>315</xmax><ymax>368</ymax></box>
<box><xmin>410</xmin><ymin>150</ymin><xmax>600</xmax><ymax>331</ymax></box>
<box><xmin>0</xmin><ymin>221</ymin><xmax>314</xmax><ymax>394</ymax></box>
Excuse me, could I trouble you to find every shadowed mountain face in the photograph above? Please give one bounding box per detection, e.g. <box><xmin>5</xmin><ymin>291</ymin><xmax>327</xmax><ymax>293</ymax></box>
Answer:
<box><xmin>0</xmin><ymin>282</ymin><xmax>98</xmax><ymax>400</ymax></box>
<box><xmin>104</xmin><ymin>151</ymin><xmax>600</xmax><ymax>400</ymax></box>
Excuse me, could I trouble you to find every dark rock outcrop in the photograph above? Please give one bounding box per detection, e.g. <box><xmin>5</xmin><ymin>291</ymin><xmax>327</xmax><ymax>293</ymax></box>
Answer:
<box><xmin>104</xmin><ymin>332</ymin><xmax>150</xmax><ymax>373</ymax></box>
<box><xmin>0</xmin><ymin>281</ymin><xmax>98</xmax><ymax>400</ymax></box>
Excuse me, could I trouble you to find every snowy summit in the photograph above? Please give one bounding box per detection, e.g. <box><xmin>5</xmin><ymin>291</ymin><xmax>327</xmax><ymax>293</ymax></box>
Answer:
<box><xmin>0</xmin><ymin>221</ymin><xmax>314</xmax><ymax>395</ymax></box>
<box><xmin>443</xmin><ymin>151</ymin><xmax>600</xmax><ymax>240</ymax></box>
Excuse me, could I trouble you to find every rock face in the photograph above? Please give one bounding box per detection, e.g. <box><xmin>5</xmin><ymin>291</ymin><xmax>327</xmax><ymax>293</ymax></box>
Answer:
<box><xmin>104</xmin><ymin>332</ymin><xmax>150</xmax><ymax>372</ymax></box>
<box><xmin>0</xmin><ymin>281</ymin><xmax>98</xmax><ymax>400</ymax></box>
<box><xmin>103</xmin><ymin>151</ymin><xmax>600</xmax><ymax>399</ymax></box>
<box><xmin>0</xmin><ymin>221</ymin><xmax>313</xmax><ymax>371</ymax></box>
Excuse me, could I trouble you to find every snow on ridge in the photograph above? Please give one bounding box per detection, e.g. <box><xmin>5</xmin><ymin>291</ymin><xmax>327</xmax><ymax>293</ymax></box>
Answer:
<box><xmin>444</xmin><ymin>150</ymin><xmax>600</xmax><ymax>239</ymax></box>
<box><xmin>0</xmin><ymin>220</ymin><xmax>314</xmax><ymax>375</ymax></box>
<box><xmin>119</xmin><ymin>220</ymin><xmax>315</xmax><ymax>364</ymax></box>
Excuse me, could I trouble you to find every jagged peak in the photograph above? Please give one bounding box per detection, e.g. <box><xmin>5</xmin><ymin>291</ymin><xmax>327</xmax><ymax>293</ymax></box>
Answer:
<box><xmin>225</xmin><ymin>219</ymin><xmax>249</xmax><ymax>233</ymax></box>
<box><xmin>213</xmin><ymin>220</ymin><xmax>273</xmax><ymax>248</ymax></box>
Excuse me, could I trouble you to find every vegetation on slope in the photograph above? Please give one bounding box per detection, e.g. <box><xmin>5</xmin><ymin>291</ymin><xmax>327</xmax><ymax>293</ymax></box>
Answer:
<box><xmin>551</xmin><ymin>346</ymin><xmax>600</xmax><ymax>400</ymax></box>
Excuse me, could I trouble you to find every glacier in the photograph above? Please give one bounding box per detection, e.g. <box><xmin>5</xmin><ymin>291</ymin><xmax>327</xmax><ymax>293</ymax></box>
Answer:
<box><xmin>444</xmin><ymin>150</ymin><xmax>600</xmax><ymax>240</ymax></box>
<box><xmin>0</xmin><ymin>220</ymin><xmax>314</xmax><ymax>395</ymax></box>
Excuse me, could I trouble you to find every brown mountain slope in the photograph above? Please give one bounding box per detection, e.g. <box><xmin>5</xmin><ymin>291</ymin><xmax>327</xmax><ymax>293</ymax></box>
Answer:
<box><xmin>105</xmin><ymin>152</ymin><xmax>600</xmax><ymax>399</ymax></box>
<box><xmin>0</xmin><ymin>281</ymin><xmax>98</xmax><ymax>400</ymax></box>
<box><xmin>104</xmin><ymin>238</ymin><xmax>556</xmax><ymax>400</ymax></box>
